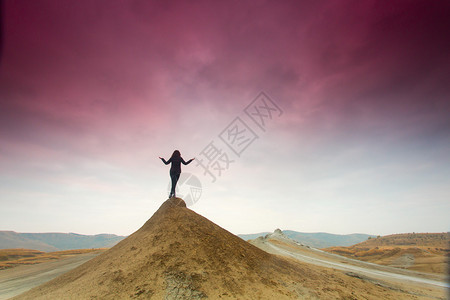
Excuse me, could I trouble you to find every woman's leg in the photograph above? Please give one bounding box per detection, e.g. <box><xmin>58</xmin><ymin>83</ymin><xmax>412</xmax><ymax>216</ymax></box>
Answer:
<box><xmin>170</xmin><ymin>173</ymin><xmax>180</xmax><ymax>197</ymax></box>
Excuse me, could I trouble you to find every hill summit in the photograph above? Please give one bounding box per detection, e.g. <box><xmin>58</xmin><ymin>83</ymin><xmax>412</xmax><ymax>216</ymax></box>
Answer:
<box><xmin>14</xmin><ymin>198</ymin><xmax>416</xmax><ymax>299</ymax></box>
<box><xmin>15</xmin><ymin>198</ymin><xmax>317</xmax><ymax>299</ymax></box>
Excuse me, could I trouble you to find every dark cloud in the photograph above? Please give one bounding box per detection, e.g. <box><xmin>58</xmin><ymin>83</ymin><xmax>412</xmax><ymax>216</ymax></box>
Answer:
<box><xmin>1</xmin><ymin>0</ymin><xmax>449</xmax><ymax>236</ymax></box>
<box><xmin>0</xmin><ymin>0</ymin><xmax>449</xmax><ymax>159</ymax></box>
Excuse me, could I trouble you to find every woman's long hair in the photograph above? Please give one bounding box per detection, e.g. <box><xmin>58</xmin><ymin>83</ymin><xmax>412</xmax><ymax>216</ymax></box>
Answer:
<box><xmin>170</xmin><ymin>150</ymin><xmax>181</xmax><ymax>159</ymax></box>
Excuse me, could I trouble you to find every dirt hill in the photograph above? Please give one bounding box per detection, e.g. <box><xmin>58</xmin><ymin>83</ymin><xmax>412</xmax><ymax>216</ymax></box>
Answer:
<box><xmin>324</xmin><ymin>233</ymin><xmax>449</xmax><ymax>274</ymax></box>
<box><xmin>353</xmin><ymin>233</ymin><xmax>449</xmax><ymax>248</ymax></box>
<box><xmin>13</xmin><ymin>198</ymin><xmax>427</xmax><ymax>299</ymax></box>
<box><xmin>239</xmin><ymin>230</ymin><xmax>374</xmax><ymax>248</ymax></box>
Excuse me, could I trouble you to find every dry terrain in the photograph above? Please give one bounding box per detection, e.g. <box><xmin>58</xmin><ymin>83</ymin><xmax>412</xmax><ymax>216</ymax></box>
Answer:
<box><xmin>323</xmin><ymin>233</ymin><xmax>449</xmax><ymax>274</ymax></box>
<box><xmin>250</xmin><ymin>230</ymin><xmax>448</xmax><ymax>299</ymax></box>
<box><xmin>0</xmin><ymin>250</ymin><xmax>104</xmax><ymax>299</ymax></box>
<box><xmin>0</xmin><ymin>248</ymin><xmax>104</xmax><ymax>270</ymax></box>
<box><xmin>10</xmin><ymin>198</ymin><xmax>449</xmax><ymax>299</ymax></box>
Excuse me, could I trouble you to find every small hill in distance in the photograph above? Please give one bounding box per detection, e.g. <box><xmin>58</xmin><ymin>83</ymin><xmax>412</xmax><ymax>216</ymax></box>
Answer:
<box><xmin>353</xmin><ymin>233</ymin><xmax>448</xmax><ymax>248</ymax></box>
<box><xmin>239</xmin><ymin>230</ymin><xmax>375</xmax><ymax>248</ymax></box>
<box><xmin>13</xmin><ymin>198</ymin><xmax>415</xmax><ymax>299</ymax></box>
<box><xmin>0</xmin><ymin>231</ymin><xmax>126</xmax><ymax>252</ymax></box>
<box><xmin>324</xmin><ymin>232</ymin><xmax>449</xmax><ymax>275</ymax></box>
<box><xmin>0</xmin><ymin>232</ymin><xmax>58</xmax><ymax>252</ymax></box>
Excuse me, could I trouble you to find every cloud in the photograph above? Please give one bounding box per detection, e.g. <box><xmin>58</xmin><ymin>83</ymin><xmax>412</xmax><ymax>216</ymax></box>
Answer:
<box><xmin>0</xmin><ymin>0</ymin><xmax>449</xmax><ymax>234</ymax></box>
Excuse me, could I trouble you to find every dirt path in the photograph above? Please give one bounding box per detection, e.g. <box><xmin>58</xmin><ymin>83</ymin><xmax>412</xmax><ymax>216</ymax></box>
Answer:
<box><xmin>267</xmin><ymin>242</ymin><xmax>449</xmax><ymax>289</ymax></box>
<box><xmin>0</xmin><ymin>251</ymin><xmax>102</xmax><ymax>300</ymax></box>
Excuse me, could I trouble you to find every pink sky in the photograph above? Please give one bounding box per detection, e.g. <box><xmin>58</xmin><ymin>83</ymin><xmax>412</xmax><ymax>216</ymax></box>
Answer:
<box><xmin>0</xmin><ymin>0</ymin><xmax>449</xmax><ymax>236</ymax></box>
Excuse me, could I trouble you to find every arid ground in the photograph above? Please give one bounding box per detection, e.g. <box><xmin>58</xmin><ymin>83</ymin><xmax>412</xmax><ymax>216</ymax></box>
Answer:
<box><xmin>0</xmin><ymin>250</ymin><xmax>104</xmax><ymax>299</ymax></box>
<box><xmin>323</xmin><ymin>233</ymin><xmax>449</xmax><ymax>275</ymax></box>
<box><xmin>1</xmin><ymin>200</ymin><xmax>448</xmax><ymax>299</ymax></box>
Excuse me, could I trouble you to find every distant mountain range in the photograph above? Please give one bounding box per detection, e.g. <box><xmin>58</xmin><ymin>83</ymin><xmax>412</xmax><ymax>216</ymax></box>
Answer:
<box><xmin>0</xmin><ymin>231</ymin><xmax>126</xmax><ymax>252</ymax></box>
<box><xmin>238</xmin><ymin>230</ymin><xmax>376</xmax><ymax>248</ymax></box>
<box><xmin>1</xmin><ymin>229</ymin><xmax>374</xmax><ymax>252</ymax></box>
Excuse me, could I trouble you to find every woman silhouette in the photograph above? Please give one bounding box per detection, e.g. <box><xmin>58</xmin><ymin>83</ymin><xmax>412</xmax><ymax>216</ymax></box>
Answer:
<box><xmin>159</xmin><ymin>150</ymin><xmax>195</xmax><ymax>198</ymax></box>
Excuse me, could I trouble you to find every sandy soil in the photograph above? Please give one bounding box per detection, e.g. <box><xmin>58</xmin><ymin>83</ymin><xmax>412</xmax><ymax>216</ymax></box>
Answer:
<box><xmin>324</xmin><ymin>233</ymin><xmax>449</xmax><ymax>275</ymax></box>
<box><xmin>0</xmin><ymin>251</ymin><xmax>103</xmax><ymax>299</ymax></box>
<box><xmin>250</xmin><ymin>234</ymin><xmax>449</xmax><ymax>299</ymax></box>
<box><xmin>6</xmin><ymin>199</ymin><xmax>450</xmax><ymax>299</ymax></box>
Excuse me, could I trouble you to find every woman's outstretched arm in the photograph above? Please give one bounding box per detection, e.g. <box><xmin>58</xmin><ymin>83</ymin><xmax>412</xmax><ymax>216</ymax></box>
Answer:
<box><xmin>181</xmin><ymin>158</ymin><xmax>195</xmax><ymax>165</ymax></box>
<box><xmin>159</xmin><ymin>157</ymin><xmax>171</xmax><ymax>165</ymax></box>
